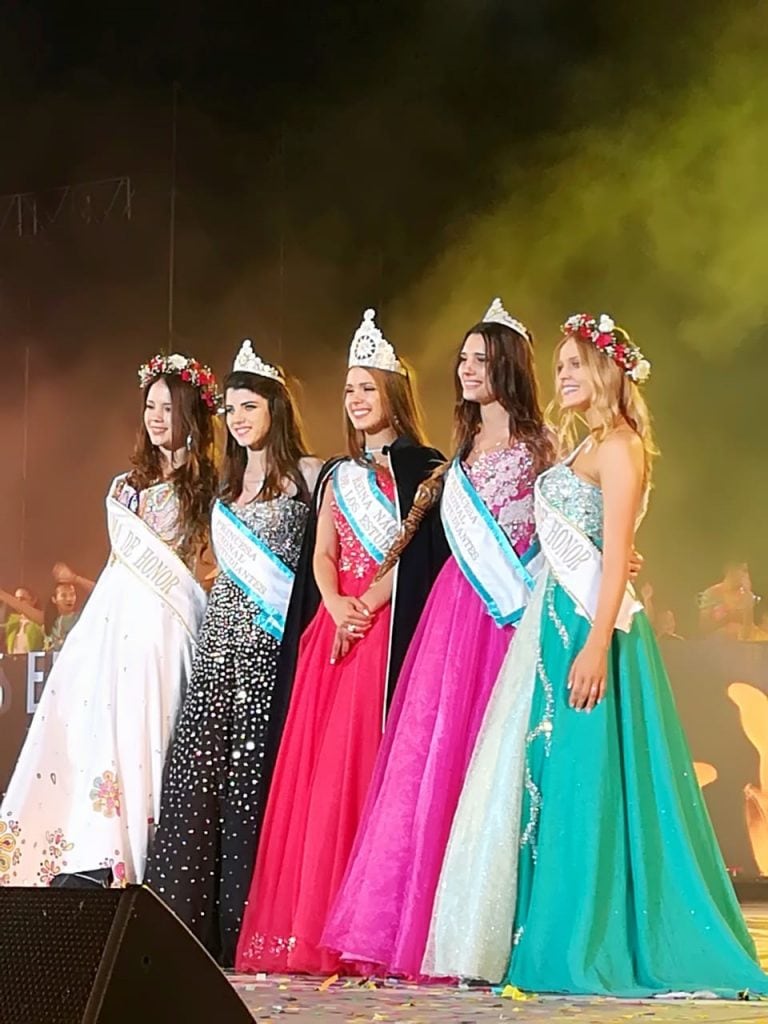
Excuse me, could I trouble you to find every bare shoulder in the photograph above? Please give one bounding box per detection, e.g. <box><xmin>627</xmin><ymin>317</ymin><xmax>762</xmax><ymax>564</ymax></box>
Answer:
<box><xmin>595</xmin><ymin>428</ymin><xmax>644</xmax><ymax>486</ymax></box>
<box><xmin>598</xmin><ymin>426</ymin><xmax>643</xmax><ymax>459</ymax></box>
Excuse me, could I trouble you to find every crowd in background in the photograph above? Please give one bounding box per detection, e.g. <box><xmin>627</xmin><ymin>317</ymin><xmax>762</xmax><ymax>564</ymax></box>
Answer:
<box><xmin>0</xmin><ymin>308</ymin><xmax>762</xmax><ymax>665</ymax></box>
<box><xmin>639</xmin><ymin>560</ymin><xmax>767</xmax><ymax>645</ymax></box>
<box><xmin>0</xmin><ymin>563</ymin><xmax>94</xmax><ymax>655</ymax></box>
<box><xmin>3</xmin><ymin>558</ymin><xmax>766</xmax><ymax>657</ymax></box>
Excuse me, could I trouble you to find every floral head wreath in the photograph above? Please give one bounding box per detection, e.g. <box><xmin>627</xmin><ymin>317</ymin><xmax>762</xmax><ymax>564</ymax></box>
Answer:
<box><xmin>138</xmin><ymin>353</ymin><xmax>220</xmax><ymax>411</ymax></box>
<box><xmin>561</xmin><ymin>313</ymin><xmax>651</xmax><ymax>384</ymax></box>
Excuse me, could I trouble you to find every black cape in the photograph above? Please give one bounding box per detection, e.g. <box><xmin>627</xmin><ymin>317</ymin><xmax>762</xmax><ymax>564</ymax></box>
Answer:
<box><xmin>260</xmin><ymin>437</ymin><xmax>450</xmax><ymax>822</ymax></box>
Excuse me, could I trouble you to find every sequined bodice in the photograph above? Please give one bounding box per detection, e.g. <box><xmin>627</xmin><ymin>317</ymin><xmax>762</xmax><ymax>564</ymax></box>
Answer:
<box><xmin>332</xmin><ymin>462</ymin><xmax>396</xmax><ymax>581</ymax></box>
<box><xmin>463</xmin><ymin>443</ymin><xmax>537</xmax><ymax>553</ymax></box>
<box><xmin>538</xmin><ymin>464</ymin><xmax>604</xmax><ymax>547</ymax></box>
<box><xmin>229</xmin><ymin>494</ymin><xmax>309</xmax><ymax>573</ymax></box>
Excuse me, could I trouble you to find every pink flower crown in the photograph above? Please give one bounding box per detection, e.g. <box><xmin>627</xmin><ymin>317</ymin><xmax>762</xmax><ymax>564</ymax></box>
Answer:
<box><xmin>138</xmin><ymin>353</ymin><xmax>220</xmax><ymax>411</ymax></box>
<box><xmin>561</xmin><ymin>313</ymin><xmax>651</xmax><ymax>384</ymax></box>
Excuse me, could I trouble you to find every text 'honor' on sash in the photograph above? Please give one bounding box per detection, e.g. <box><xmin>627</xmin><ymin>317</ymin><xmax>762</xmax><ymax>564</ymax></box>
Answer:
<box><xmin>111</xmin><ymin>511</ymin><xmax>182</xmax><ymax>597</ymax></box>
<box><xmin>535</xmin><ymin>478</ymin><xmax>640</xmax><ymax>633</ymax></box>
<box><xmin>108</xmin><ymin>498</ymin><xmax>204</xmax><ymax>637</ymax></box>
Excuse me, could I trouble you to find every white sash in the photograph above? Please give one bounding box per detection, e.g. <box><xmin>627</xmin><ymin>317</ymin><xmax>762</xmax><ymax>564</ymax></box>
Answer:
<box><xmin>332</xmin><ymin>460</ymin><xmax>399</xmax><ymax>564</ymax></box>
<box><xmin>534</xmin><ymin>471</ymin><xmax>641</xmax><ymax>633</ymax></box>
<box><xmin>107</xmin><ymin>495</ymin><xmax>206</xmax><ymax>639</ymax></box>
<box><xmin>211</xmin><ymin>499</ymin><xmax>295</xmax><ymax>642</ymax></box>
<box><xmin>441</xmin><ymin>459</ymin><xmax>543</xmax><ymax>627</ymax></box>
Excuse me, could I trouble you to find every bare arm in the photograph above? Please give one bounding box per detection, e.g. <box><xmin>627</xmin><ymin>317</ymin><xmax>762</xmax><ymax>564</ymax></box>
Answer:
<box><xmin>194</xmin><ymin>543</ymin><xmax>219</xmax><ymax>591</ymax></box>
<box><xmin>568</xmin><ymin>431</ymin><xmax>644</xmax><ymax>710</ymax></box>
<box><xmin>330</xmin><ymin>549</ymin><xmax>394</xmax><ymax>665</ymax></box>
<box><xmin>313</xmin><ymin>484</ymin><xmax>341</xmax><ymax>608</ymax></box>
<box><xmin>52</xmin><ymin>563</ymin><xmax>96</xmax><ymax>594</ymax></box>
<box><xmin>591</xmin><ymin>433</ymin><xmax>644</xmax><ymax>645</ymax></box>
<box><xmin>699</xmin><ymin>601</ymin><xmax>722</xmax><ymax>633</ymax></box>
<box><xmin>361</xmin><ymin>570</ymin><xmax>394</xmax><ymax>615</ymax></box>
<box><xmin>640</xmin><ymin>582</ymin><xmax>655</xmax><ymax>628</ymax></box>
<box><xmin>0</xmin><ymin>588</ymin><xmax>44</xmax><ymax>625</ymax></box>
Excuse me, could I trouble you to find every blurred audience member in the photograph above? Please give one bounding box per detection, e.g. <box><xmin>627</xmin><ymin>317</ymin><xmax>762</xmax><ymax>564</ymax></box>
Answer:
<box><xmin>657</xmin><ymin>608</ymin><xmax>684</xmax><ymax>642</ymax></box>
<box><xmin>0</xmin><ymin>586</ymin><xmax>45</xmax><ymax>654</ymax></box>
<box><xmin>46</xmin><ymin>563</ymin><xmax>95</xmax><ymax>651</ymax></box>
<box><xmin>641</xmin><ymin>582</ymin><xmax>683</xmax><ymax>642</ymax></box>
<box><xmin>698</xmin><ymin>562</ymin><xmax>760</xmax><ymax>640</ymax></box>
<box><xmin>640</xmin><ymin>581</ymin><xmax>656</xmax><ymax>627</ymax></box>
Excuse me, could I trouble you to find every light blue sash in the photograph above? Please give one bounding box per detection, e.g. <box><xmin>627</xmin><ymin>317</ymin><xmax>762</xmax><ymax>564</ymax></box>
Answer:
<box><xmin>441</xmin><ymin>458</ymin><xmax>542</xmax><ymax>626</ymax></box>
<box><xmin>332</xmin><ymin>461</ymin><xmax>399</xmax><ymax>565</ymax></box>
<box><xmin>211</xmin><ymin>499</ymin><xmax>295</xmax><ymax>641</ymax></box>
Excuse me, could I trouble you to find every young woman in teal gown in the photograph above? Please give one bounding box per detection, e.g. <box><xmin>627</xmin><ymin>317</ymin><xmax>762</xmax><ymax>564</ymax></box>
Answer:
<box><xmin>425</xmin><ymin>313</ymin><xmax>768</xmax><ymax>998</ymax></box>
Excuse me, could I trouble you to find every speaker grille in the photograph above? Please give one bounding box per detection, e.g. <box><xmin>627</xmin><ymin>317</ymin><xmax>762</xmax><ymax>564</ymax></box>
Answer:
<box><xmin>0</xmin><ymin>888</ymin><xmax>122</xmax><ymax>1024</ymax></box>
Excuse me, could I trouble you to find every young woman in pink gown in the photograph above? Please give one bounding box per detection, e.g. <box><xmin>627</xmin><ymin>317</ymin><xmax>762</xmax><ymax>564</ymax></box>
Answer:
<box><xmin>235</xmin><ymin>310</ymin><xmax>448</xmax><ymax>975</ymax></box>
<box><xmin>322</xmin><ymin>299</ymin><xmax>554</xmax><ymax>977</ymax></box>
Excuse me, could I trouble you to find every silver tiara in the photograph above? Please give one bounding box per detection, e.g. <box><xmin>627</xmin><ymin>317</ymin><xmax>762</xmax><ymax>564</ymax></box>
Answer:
<box><xmin>232</xmin><ymin>339</ymin><xmax>285</xmax><ymax>384</ymax></box>
<box><xmin>348</xmin><ymin>308</ymin><xmax>406</xmax><ymax>376</ymax></box>
<box><xmin>482</xmin><ymin>297</ymin><xmax>532</xmax><ymax>341</ymax></box>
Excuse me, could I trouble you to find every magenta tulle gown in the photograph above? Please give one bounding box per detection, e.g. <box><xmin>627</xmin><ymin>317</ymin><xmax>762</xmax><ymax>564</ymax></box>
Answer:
<box><xmin>235</xmin><ymin>466</ymin><xmax>394</xmax><ymax>976</ymax></box>
<box><xmin>322</xmin><ymin>444</ymin><xmax>537</xmax><ymax>977</ymax></box>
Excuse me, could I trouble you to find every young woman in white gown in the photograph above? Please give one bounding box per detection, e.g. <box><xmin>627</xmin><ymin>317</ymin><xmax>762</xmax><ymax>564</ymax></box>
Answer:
<box><xmin>0</xmin><ymin>353</ymin><xmax>218</xmax><ymax>887</ymax></box>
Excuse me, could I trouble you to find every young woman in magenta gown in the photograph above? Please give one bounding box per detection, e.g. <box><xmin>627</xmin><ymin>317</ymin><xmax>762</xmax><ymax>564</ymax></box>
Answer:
<box><xmin>322</xmin><ymin>299</ymin><xmax>553</xmax><ymax>977</ymax></box>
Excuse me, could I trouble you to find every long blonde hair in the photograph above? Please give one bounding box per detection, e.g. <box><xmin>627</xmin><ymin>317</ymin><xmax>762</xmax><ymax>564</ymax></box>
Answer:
<box><xmin>549</xmin><ymin>333</ymin><xmax>658</xmax><ymax>484</ymax></box>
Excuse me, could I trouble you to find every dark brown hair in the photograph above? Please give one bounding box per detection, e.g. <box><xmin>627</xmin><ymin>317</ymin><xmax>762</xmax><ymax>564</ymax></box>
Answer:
<box><xmin>127</xmin><ymin>372</ymin><xmax>218</xmax><ymax>560</ymax></box>
<box><xmin>220</xmin><ymin>370</ymin><xmax>312</xmax><ymax>504</ymax></box>
<box><xmin>453</xmin><ymin>322</ymin><xmax>553</xmax><ymax>474</ymax></box>
<box><xmin>344</xmin><ymin>365</ymin><xmax>428</xmax><ymax>460</ymax></box>
<box><xmin>14</xmin><ymin>586</ymin><xmax>40</xmax><ymax>609</ymax></box>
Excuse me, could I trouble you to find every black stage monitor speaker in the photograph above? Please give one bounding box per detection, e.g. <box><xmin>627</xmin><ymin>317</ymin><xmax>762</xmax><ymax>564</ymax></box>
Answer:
<box><xmin>0</xmin><ymin>885</ymin><xmax>253</xmax><ymax>1023</ymax></box>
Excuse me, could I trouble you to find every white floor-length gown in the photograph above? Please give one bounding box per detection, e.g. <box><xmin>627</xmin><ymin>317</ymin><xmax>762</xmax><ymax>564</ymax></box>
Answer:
<box><xmin>0</xmin><ymin>475</ymin><xmax>206</xmax><ymax>886</ymax></box>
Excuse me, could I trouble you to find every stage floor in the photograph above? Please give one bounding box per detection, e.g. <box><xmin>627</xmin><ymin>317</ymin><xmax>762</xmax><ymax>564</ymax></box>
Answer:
<box><xmin>226</xmin><ymin>905</ymin><xmax>768</xmax><ymax>1023</ymax></box>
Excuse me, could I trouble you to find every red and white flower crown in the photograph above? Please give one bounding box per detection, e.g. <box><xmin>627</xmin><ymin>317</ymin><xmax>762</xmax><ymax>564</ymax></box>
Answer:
<box><xmin>138</xmin><ymin>353</ymin><xmax>220</xmax><ymax>411</ymax></box>
<box><xmin>561</xmin><ymin>313</ymin><xmax>651</xmax><ymax>384</ymax></box>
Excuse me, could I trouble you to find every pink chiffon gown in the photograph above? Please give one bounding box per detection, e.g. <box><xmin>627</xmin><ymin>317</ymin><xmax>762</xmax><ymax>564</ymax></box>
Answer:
<box><xmin>235</xmin><ymin>467</ymin><xmax>393</xmax><ymax>975</ymax></box>
<box><xmin>322</xmin><ymin>443</ymin><xmax>537</xmax><ymax>977</ymax></box>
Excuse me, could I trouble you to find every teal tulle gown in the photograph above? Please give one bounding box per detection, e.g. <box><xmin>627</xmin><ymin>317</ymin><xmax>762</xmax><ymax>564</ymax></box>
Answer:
<box><xmin>425</xmin><ymin>462</ymin><xmax>768</xmax><ymax>997</ymax></box>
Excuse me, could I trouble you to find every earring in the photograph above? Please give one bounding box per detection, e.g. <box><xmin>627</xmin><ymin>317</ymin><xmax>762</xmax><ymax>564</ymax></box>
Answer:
<box><xmin>185</xmin><ymin>433</ymin><xmax>192</xmax><ymax>451</ymax></box>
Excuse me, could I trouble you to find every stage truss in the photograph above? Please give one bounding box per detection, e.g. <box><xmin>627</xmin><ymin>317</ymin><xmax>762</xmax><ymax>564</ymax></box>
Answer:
<box><xmin>0</xmin><ymin>176</ymin><xmax>132</xmax><ymax>239</ymax></box>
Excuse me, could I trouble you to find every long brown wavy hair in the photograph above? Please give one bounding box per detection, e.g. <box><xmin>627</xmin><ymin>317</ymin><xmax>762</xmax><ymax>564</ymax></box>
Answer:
<box><xmin>220</xmin><ymin>369</ymin><xmax>313</xmax><ymax>504</ymax></box>
<box><xmin>452</xmin><ymin>321</ymin><xmax>554</xmax><ymax>473</ymax></box>
<box><xmin>344</xmin><ymin>365</ymin><xmax>428</xmax><ymax>460</ymax></box>
<box><xmin>127</xmin><ymin>372</ymin><xmax>218</xmax><ymax>560</ymax></box>
<box><xmin>551</xmin><ymin>332</ymin><xmax>658</xmax><ymax>486</ymax></box>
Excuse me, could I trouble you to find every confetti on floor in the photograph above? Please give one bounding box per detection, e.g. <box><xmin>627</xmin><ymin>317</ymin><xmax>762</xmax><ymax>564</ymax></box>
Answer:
<box><xmin>224</xmin><ymin>904</ymin><xmax>768</xmax><ymax>1023</ymax></box>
